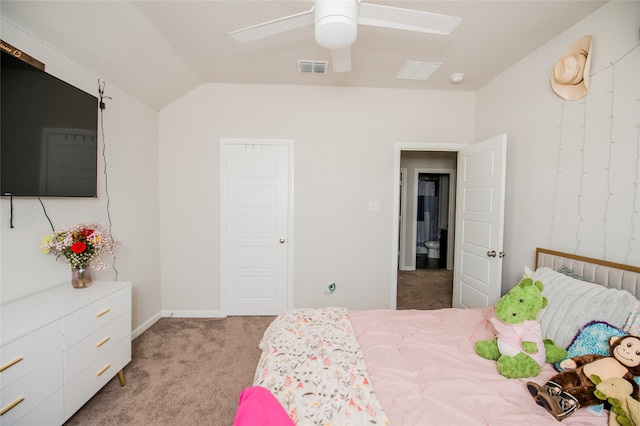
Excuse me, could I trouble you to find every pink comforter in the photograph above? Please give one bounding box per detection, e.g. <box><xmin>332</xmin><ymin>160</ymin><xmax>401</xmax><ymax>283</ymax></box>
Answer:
<box><xmin>350</xmin><ymin>307</ymin><xmax>608</xmax><ymax>426</ymax></box>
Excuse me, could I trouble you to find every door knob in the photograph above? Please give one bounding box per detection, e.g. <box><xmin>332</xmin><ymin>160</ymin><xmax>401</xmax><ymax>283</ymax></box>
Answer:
<box><xmin>487</xmin><ymin>250</ymin><xmax>497</xmax><ymax>257</ymax></box>
<box><xmin>499</xmin><ymin>251</ymin><xmax>506</xmax><ymax>258</ymax></box>
<box><xmin>279</xmin><ymin>238</ymin><xmax>286</xmax><ymax>244</ymax></box>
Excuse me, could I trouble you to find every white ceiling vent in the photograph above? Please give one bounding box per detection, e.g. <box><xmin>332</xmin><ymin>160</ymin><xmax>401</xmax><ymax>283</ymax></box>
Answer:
<box><xmin>397</xmin><ymin>61</ymin><xmax>442</xmax><ymax>81</ymax></box>
<box><xmin>298</xmin><ymin>60</ymin><xmax>328</xmax><ymax>74</ymax></box>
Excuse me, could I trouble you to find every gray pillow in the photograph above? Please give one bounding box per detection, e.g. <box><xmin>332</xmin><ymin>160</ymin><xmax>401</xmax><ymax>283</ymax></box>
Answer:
<box><xmin>557</xmin><ymin>265</ymin><xmax>595</xmax><ymax>283</ymax></box>
<box><xmin>533</xmin><ymin>267</ymin><xmax>636</xmax><ymax>348</ymax></box>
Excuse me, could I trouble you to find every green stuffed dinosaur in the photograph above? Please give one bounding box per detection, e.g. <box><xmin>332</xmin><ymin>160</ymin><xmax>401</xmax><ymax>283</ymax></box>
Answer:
<box><xmin>475</xmin><ymin>278</ymin><xmax>566</xmax><ymax>378</ymax></box>
<box><xmin>593</xmin><ymin>375</ymin><xmax>640</xmax><ymax>426</ymax></box>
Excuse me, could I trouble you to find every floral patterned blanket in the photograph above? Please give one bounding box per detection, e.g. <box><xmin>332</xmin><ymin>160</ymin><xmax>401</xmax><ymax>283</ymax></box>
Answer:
<box><xmin>253</xmin><ymin>307</ymin><xmax>390</xmax><ymax>426</ymax></box>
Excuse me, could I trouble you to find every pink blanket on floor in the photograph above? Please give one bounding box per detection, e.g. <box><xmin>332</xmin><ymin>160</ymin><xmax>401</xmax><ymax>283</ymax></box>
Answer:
<box><xmin>234</xmin><ymin>386</ymin><xmax>294</xmax><ymax>426</ymax></box>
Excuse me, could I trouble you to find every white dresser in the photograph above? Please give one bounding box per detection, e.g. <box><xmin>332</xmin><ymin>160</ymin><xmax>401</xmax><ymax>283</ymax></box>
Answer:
<box><xmin>0</xmin><ymin>281</ymin><xmax>131</xmax><ymax>426</ymax></box>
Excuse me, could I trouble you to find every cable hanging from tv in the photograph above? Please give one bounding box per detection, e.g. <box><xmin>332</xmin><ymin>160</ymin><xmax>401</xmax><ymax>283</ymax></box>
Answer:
<box><xmin>97</xmin><ymin>79</ymin><xmax>118</xmax><ymax>280</ymax></box>
<box><xmin>98</xmin><ymin>79</ymin><xmax>111</xmax><ymax>110</ymax></box>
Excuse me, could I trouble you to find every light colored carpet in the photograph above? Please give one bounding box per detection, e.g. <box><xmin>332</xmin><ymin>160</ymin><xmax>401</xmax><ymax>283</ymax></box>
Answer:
<box><xmin>64</xmin><ymin>316</ymin><xmax>274</xmax><ymax>426</ymax></box>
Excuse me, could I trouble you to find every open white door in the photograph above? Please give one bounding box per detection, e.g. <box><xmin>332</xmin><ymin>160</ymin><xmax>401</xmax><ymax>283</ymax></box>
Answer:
<box><xmin>452</xmin><ymin>134</ymin><xmax>507</xmax><ymax>309</ymax></box>
<box><xmin>221</xmin><ymin>139</ymin><xmax>292</xmax><ymax>315</ymax></box>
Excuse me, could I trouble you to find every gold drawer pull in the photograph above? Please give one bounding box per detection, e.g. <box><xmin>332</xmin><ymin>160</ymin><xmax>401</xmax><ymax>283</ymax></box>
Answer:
<box><xmin>0</xmin><ymin>357</ymin><xmax>23</xmax><ymax>372</ymax></box>
<box><xmin>96</xmin><ymin>364</ymin><xmax>111</xmax><ymax>377</ymax></box>
<box><xmin>0</xmin><ymin>397</ymin><xmax>24</xmax><ymax>416</ymax></box>
<box><xmin>96</xmin><ymin>337</ymin><xmax>111</xmax><ymax>347</ymax></box>
<box><xmin>96</xmin><ymin>308</ymin><xmax>111</xmax><ymax>318</ymax></box>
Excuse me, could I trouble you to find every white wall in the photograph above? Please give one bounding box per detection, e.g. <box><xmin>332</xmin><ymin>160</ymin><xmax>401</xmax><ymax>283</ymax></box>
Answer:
<box><xmin>159</xmin><ymin>84</ymin><xmax>475</xmax><ymax>312</ymax></box>
<box><xmin>0</xmin><ymin>22</ymin><xmax>162</xmax><ymax>335</ymax></box>
<box><xmin>476</xmin><ymin>1</ymin><xmax>640</xmax><ymax>291</ymax></box>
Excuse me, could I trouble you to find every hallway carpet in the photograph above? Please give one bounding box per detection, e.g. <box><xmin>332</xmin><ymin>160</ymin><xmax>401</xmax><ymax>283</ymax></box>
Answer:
<box><xmin>396</xmin><ymin>268</ymin><xmax>453</xmax><ymax>310</ymax></box>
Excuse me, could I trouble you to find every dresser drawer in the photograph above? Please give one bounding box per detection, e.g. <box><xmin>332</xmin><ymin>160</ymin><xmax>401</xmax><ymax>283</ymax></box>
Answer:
<box><xmin>1</xmin><ymin>321</ymin><xmax>62</xmax><ymax>390</ymax></box>
<box><xmin>63</xmin><ymin>287</ymin><xmax>130</xmax><ymax>350</ymax></box>
<box><xmin>64</xmin><ymin>338</ymin><xmax>131</xmax><ymax>418</ymax></box>
<box><xmin>13</xmin><ymin>389</ymin><xmax>63</xmax><ymax>426</ymax></box>
<box><xmin>63</xmin><ymin>312</ymin><xmax>130</xmax><ymax>383</ymax></box>
<box><xmin>0</xmin><ymin>352</ymin><xmax>62</xmax><ymax>426</ymax></box>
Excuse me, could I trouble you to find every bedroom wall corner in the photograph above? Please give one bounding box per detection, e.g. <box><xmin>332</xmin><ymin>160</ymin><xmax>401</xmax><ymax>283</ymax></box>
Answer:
<box><xmin>475</xmin><ymin>1</ymin><xmax>640</xmax><ymax>292</ymax></box>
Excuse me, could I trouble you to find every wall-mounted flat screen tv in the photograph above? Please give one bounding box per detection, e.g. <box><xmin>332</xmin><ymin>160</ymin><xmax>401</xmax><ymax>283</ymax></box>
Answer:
<box><xmin>1</xmin><ymin>50</ymin><xmax>98</xmax><ymax>197</ymax></box>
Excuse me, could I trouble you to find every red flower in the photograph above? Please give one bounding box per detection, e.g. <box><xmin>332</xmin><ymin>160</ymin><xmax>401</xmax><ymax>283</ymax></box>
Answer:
<box><xmin>81</xmin><ymin>228</ymin><xmax>94</xmax><ymax>238</ymax></box>
<box><xmin>70</xmin><ymin>241</ymin><xmax>87</xmax><ymax>253</ymax></box>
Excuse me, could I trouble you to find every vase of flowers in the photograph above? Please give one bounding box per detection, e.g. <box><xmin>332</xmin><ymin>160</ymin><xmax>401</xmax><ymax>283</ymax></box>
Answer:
<box><xmin>41</xmin><ymin>223</ymin><xmax>116</xmax><ymax>288</ymax></box>
<box><xmin>71</xmin><ymin>266</ymin><xmax>93</xmax><ymax>288</ymax></box>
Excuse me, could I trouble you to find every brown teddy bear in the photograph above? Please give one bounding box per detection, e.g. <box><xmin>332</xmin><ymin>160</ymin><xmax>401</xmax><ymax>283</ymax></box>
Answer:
<box><xmin>527</xmin><ymin>335</ymin><xmax>640</xmax><ymax>421</ymax></box>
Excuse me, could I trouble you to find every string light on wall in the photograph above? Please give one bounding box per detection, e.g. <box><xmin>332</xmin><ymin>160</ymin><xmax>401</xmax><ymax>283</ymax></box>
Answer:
<box><xmin>592</xmin><ymin>43</ymin><xmax>640</xmax><ymax>264</ymax></box>
<box><xmin>550</xmin><ymin>40</ymin><xmax>640</xmax><ymax>262</ymax></box>
<box><xmin>602</xmin><ymin>59</ymin><xmax>616</xmax><ymax>261</ymax></box>
<box><xmin>630</xmin><ymin>115</ymin><xmax>640</xmax><ymax>265</ymax></box>
<box><xmin>575</xmin><ymin>97</ymin><xmax>588</xmax><ymax>255</ymax></box>
<box><xmin>549</xmin><ymin>101</ymin><xmax>565</xmax><ymax>249</ymax></box>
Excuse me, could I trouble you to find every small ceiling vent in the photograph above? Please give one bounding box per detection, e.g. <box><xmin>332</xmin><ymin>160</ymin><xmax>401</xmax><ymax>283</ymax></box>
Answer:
<box><xmin>397</xmin><ymin>61</ymin><xmax>442</xmax><ymax>81</ymax></box>
<box><xmin>298</xmin><ymin>60</ymin><xmax>328</xmax><ymax>74</ymax></box>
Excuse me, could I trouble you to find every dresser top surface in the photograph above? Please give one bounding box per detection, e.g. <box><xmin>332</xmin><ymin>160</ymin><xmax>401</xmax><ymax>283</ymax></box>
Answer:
<box><xmin>1</xmin><ymin>281</ymin><xmax>131</xmax><ymax>346</ymax></box>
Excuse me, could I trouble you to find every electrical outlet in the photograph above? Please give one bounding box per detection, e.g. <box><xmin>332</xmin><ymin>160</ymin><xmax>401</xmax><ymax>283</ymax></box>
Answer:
<box><xmin>324</xmin><ymin>282</ymin><xmax>336</xmax><ymax>295</ymax></box>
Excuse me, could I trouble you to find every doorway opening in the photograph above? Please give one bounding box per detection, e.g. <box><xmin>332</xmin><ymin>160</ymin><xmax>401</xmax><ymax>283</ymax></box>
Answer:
<box><xmin>392</xmin><ymin>135</ymin><xmax>507</xmax><ymax>310</ymax></box>
<box><xmin>392</xmin><ymin>143</ymin><xmax>466</xmax><ymax>310</ymax></box>
<box><xmin>396</xmin><ymin>152</ymin><xmax>457</xmax><ymax>310</ymax></box>
<box><xmin>398</xmin><ymin>151</ymin><xmax>457</xmax><ymax>272</ymax></box>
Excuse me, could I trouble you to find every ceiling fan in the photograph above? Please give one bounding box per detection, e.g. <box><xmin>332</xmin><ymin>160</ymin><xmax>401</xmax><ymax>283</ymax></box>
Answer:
<box><xmin>228</xmin><ymin>0</ymin><xmax>461</xmax><ymax>73</ymax></box>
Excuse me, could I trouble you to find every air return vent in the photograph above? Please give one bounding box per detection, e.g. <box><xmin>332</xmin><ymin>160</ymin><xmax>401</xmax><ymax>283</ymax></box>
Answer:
<box><xmin>298</xmin><ymin>60</ymin><xmax>328</xmax><ymax>74</ymax></box>
<box><xmin>397</xmin><ymin>61</ymin><xmax>442</xmax><ymax>81</ymax></box>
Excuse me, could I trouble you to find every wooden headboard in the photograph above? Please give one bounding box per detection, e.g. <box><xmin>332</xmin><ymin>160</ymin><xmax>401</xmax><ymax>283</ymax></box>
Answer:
<box><xmin>535</xmin><ymin>247</ymin><xmax>640</xmax><ymax>297</ymax></box>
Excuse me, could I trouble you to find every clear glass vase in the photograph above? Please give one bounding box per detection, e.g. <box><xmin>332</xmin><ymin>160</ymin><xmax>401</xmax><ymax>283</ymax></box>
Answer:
<box><xmin>71</xmin><ymin>266</ymin><xmax>93</xmax><ymax>288</ymax></box>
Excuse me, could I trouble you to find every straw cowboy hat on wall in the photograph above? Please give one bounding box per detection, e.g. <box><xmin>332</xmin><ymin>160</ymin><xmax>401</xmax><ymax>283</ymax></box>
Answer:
<box><xmin>551</xmin><ymin>35</ymin><xmax>592</xmax><ymax>101</ymax></box>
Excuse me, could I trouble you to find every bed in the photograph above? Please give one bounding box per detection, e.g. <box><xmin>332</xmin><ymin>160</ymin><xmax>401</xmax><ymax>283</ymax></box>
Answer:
<box><xmin>246</xmin><ymin>248</ymin><xmax>640</xmax><ymax>425</ymax></box>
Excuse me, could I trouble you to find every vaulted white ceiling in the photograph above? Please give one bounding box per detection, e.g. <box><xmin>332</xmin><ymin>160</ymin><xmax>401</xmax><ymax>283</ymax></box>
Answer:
<box><xmin>0</xmin><ymin>1</ymin><xmax>609</xmax><ymax>110</ymax></box>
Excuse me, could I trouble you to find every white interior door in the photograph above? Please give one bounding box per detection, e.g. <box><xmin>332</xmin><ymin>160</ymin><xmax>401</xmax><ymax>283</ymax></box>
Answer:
<box><xmin>452</xmin><ymin>134</ymin><xmax>507</xmax><ymax>308</ymax></box>
<box><xmin>221</xmin><ymin>139</ymin><xmax>292</xmax><ymax>315</ymax></box>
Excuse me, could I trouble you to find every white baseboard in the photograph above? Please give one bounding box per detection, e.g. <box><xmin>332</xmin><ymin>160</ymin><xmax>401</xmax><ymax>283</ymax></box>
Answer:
<box><xmin>160</xmin><ymin>310</ymin><xmax>226</xmax><ymax>318</ymax></box>
<box><xmin>131</xmin><ymin>310</ymin><xmax>227</xmax><ymax>340</ymax></box>
<box><xmin>132</xmin><ymin>312</ymin><xmax>161</xmax><ymax>340</ymax></box>
<box><xmin>399</xmin><ymin>266</ymin><xmax>416</xmax><ymax>271</ymax></box>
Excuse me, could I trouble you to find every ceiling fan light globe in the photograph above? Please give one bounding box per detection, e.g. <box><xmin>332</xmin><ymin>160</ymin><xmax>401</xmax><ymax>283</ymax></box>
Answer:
<box><xmin>315</xmin><ymin>17</ymin><xmax>357</xmax><ymax>49</ymax></box>
<box><xmin>314</xmin><ymin>0</ymin><xmax>358</xmax><ymax>50</ymax></box>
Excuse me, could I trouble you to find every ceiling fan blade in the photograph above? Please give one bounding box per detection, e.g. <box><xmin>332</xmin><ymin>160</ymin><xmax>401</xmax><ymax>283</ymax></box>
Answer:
<box><xmin>358</xmin><ymin>2</ymin><xmax>461</xmax><ymax>35</ymax></box>
<box><xmin>228</xmin><ymin>8</ymin><xmax>314</xmax><ymax>43</ymax></box>
<box><xmin>331</xmin><ymin>47</ymin><xmax>352</xmax><ymax>73</ymax></box>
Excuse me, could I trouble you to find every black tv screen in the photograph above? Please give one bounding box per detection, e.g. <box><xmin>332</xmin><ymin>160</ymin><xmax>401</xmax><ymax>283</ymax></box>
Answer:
<box><xmin>1</xmin><ymin>50</ymin><xmax>98</xmax><ymax>197</ymax></box>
